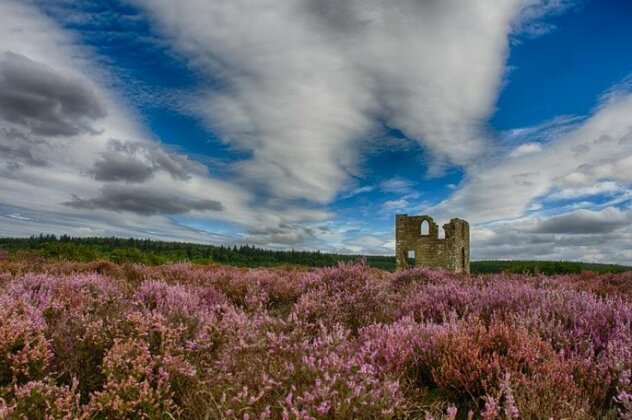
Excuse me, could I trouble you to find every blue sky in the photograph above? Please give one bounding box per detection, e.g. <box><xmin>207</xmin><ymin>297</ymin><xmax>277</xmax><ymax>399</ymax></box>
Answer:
<box><xmin>0</xmin><ymin>0</ymin><xmax>631</xmax><ymax>263</ymax></box>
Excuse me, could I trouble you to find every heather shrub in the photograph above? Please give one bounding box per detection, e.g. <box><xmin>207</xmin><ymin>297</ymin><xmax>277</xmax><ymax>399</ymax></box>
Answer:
<box><xmin>358</xmin><ymin>317</ymin><xmax>429</xmax><ymax>376</ymax></box>
<box><xmin>159</xmin><ymin>262</ymin><xmax>208</xmax><ymax>281</ymax></box>
<box><xmin>210</xmin><ymin>268</ymin><xmax>253</xmax><ymax>306</ymax></box>
<box><xmin>3</xmin><ymin>273</ymin><xmax>129</xmax><ymax>400</ymax></box>
<box><xmin>293</xmin><ymin>261</ymin><xmax>392</xmax><ymax>332</ymax></box>
<box><xmin>137</xmin><ymin>280</ymin><xmax>207</xmax><ymax>322</ymax></box>
<box><xmin>575</xmin><ymin>335</ymin><xmax>632</xmax><ymax>412</ymax></box>
<box><xmin>3</xmin><ymin>273</ymin><xmax>125</xmax><ymax>316</ymax></box>
<box><xmin>0</xmin><ymin>260</ymin><xmax>37</xmax><ymax>278</ymax></box>
<box><xmin>398</xmin><ymin>276</ymin><xmax>632</xmax><ymax>355</ymax></box>
<box><xmin>0</xmin><ymin>301</ymin><xmax>50</xmax><ymax>392</ymax></box>
<box><xmin>79</xmin><ymin>259</ymin><xmax>125</xmax><ymax>279</ymax></box>
<box><xmin>424</xmin><ymin>318</ymin><xmax>590</xmax><ymax>417</ymax></box>
<box><xmin>85</xmin><ymin>310</ymin><xmax>199</xmax><ymax>418</ymax></box>
<box><xmin>151</xmin><ymin>264</ymin><xmax>305</xmax><ymax>312</ymax></box>
<box><xmin>203</xmin><ymin>320</ymin><xmax>404</xmax><ymax>418</ymax></box>
<box><xmin>615</xmin><ymin>369</ymin><xmax>632</xmax><ymax>418</ymax></box>
<box><xmin>6</xmin><ymin>379</ymin><xmax>81</xmax><ymax>419</ymax></box>
<box><xmin>85</xmin><ymin>338</ymin><xmax>179</xmax><ymax>418</ymax></box>
<box><xmin>398</xmin><ymin>280</ymin><xmax>479</xmax><ymax>322</ymax></box>
<box><xmin>0</xmin><ymin>272</ymin><xmax>11</xmax><ymax>287</ymax></box>
<box><xmin>391</xmin><ymin>265</ymin><xmax>460</xmax><ymax>289</ymax></box>
<box><xmin>243</xmin><ymin>269</ymin><xmax>303</xmax><ymax>311</ymax></box>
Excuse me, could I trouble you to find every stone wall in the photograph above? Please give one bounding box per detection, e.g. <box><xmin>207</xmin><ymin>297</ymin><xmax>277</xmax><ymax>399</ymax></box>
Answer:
<box><xmin>395</xmin><ymin>214</ymin><xmax>470</xmax><ymax>273</ymax></box>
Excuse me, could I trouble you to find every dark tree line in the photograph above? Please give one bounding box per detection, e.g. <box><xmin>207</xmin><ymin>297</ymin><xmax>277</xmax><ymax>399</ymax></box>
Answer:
<box><xmin>0</xmin><ymin>235</ymin><xmax>394</xmax><ymax>269</ymax></box>
<box><xmin>0</xmin><ymin>235</ymin><xmax>629</xmax><ymax>274</ymax></box>
<box><xmin>471</xmin><ymin>259</ymin><xmax>631</xmax><ymax>275</ymax></box>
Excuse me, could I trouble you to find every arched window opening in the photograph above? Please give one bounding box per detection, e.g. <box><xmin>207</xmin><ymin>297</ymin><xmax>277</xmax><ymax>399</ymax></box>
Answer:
<box><xmin>420</xmin><ymin>220</ymin><xmax>430</xmax><ymax>236</ymax></box>
<box><xmin>461</xmin><ymin>247</ymin><xmax>466</xmax><ymax>268</ymax></box>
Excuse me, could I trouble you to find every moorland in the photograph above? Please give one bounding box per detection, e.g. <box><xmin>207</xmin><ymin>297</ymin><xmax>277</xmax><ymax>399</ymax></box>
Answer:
<box><xmin>0</xmin><ymin>239</ymin><xmax>631</xmax><ymax>418</ymax></box>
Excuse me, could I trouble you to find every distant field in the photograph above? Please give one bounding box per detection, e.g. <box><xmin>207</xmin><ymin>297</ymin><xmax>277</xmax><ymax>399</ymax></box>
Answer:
<box><xmin>0</xmin><ymin>235</ymin><xmax>630</xmax><ymax>274</ymax></box>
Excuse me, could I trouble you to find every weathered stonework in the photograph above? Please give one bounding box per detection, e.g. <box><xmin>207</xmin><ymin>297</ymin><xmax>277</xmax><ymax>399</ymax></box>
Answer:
<box><xmin>395</xmin><ymin>214</ymin><xmax>470</xmax><ymax>273</ymax></box>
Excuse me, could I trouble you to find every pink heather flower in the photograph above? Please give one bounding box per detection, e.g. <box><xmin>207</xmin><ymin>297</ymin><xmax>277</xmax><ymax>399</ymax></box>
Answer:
<box><xmin>481</xmin><ymin>395</ymin><xmax>500</xmax><ymax>419</ymax></box>
<box><xmin>260</xmin><ymin>406</ymin><xmax>271</xmax><ymax>419</ymax></box>
<box><xmin>500</xmin><ymin>374</ymin><xmax>520</xmax><ymax>419</ymax></box>
<box><xmin>615</xmin><ymin>370</ymin><xmax>632</xmax><ymax>419</ymax></box>
<box><xmin>317</xmin><ymin>401</ymin><xmax>331</xmax><ymax>414</ymax></box>
<box><xmin>0</xmin><ymin>397</ymin><xmax>13</xmax><ymax>417</ymax></box>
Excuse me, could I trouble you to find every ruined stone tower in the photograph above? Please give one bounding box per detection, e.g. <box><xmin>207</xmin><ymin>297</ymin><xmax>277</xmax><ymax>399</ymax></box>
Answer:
<box><xmin>395</xmin><ymin>214</ymin><xmax>470</xmax><ymax>273</ymax></box>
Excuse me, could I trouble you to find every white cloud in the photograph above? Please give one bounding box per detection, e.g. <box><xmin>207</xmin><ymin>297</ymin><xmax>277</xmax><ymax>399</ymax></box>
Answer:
<box><xmin>133</xmin><ymin>0</ymin><xmax>567</xmax><ymax>204</ymax></box>
<box><xmin>509</xmin><ymin>142</ymin><xmax>543</xmax><ymax>157</ymax></box>
<box><xmin>380</xmin><ymin>178</ymin><xmax>415</xmax><ymax>195</ymax></box>
<box><xmin>548</xmin><ymin>181</ymin><xmax>622</xmax><ymax>200</ymax></box>
<box><xmin>559</xmin><ymin>155</ymin><xmax>632</xmax><ymax>187</ymax></box>
<box><xmin>434</xmin><ymin>89</ymin><xmax>632</xmax><ymax>223</ymax></box>
<box><xmin>382</xmin><ymin>199</ymin><xmax>409</xmax><ymax>212</ymax></box>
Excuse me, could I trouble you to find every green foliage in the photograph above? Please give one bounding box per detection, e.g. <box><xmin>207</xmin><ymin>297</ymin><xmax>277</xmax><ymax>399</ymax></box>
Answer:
<box><xmin>0</xmin><ymin>235</ymin><xmax>394</xmax><ymax>269</ymax></box>
<box><xmin>471</xmin><ymin>260</ymin><xmax>631</xmax><ymax>275</ymax></box>
<box><xmin>0</xmin><ymin>235</ymin><xmax>629</xmax><ymax>274</ymax></box>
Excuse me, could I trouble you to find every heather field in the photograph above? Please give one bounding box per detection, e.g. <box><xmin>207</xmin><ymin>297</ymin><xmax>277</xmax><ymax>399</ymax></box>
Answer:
<box><xmin>1</xmin><ymin>260</ymin><xmax>632</xmax><ymax>419</ymax></box>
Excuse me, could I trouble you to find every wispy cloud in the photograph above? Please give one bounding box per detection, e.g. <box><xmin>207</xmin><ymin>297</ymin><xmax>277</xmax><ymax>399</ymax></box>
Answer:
<box><xmin>434</xmin><ymin>87</ymin><xmax>632</xmax><ymax>224</ymax></box>
<box><xmin>381</xmin><ymin>199</ymin><xmax>409</xmax><ymax>212</ymax></box>
<box><xmin>547</xmin><ymin>181</ymin><xmax>622</xmax><ymax>200</ymax></box>
<box><xmin>338</xmin><ymin>185</ymin><xmax>375</xmax><ymax>200</ymax></box>
<box><xmin>379</xmin><ymin>178</ymin><xmax>417</xmax><ymax>196</ymax></box>
<box><xmin>508</xmin><ymin>142</ymin><xmax>543</xmax><ymax>158</ymax></box>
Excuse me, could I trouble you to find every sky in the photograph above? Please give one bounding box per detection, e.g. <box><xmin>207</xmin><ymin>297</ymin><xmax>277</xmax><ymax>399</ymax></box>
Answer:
<box><xmin>0</xmin><ymin>0</ymin><xmax>631</xmax><ymax>264</ymax></box>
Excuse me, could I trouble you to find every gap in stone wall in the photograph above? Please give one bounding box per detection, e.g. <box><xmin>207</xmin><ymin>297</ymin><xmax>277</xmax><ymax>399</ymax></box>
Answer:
<box><xmin>437</xmin><ymin>219</ymin><xmax>449</xmax><ymax>239</ymax></box>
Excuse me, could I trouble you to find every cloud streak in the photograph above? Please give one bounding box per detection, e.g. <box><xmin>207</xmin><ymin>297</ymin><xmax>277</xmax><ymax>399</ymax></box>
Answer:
<box><xmin>92</xmin><ymin>139</ymin><xmax>208</xmax><ymax>183</ymax></box>
<box><xmin>64</xmin><ymin>185</ymin><xmax>223</xmax><ymax>215</ymax></box>
<box><xmin>529</xmin><ymin>208</ymin><xmax>630</xmax><ymax>234</ymax></box>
